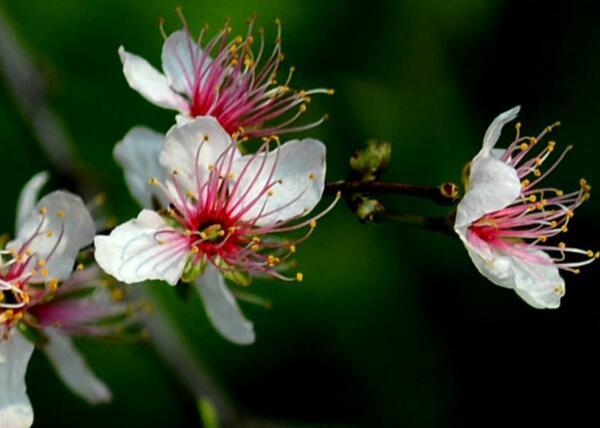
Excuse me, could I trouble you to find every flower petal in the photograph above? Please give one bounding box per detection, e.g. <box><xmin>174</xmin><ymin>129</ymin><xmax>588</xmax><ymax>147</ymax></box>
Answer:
<box><xmin>114</xmin><ymin>127</ymin><xmax>166</xmax><ymax>208</ymax></box>
<box><xmin>118</xmin><ymin>46</ymin><xmax>189</xmax><ymax>113</ymax></box>
<box><xmin>94</xmin><ymin>210</ymin><xmax>187</xmax><ymax>285</ymax></box>
<box><xmin>194</xmin><ymin>264</ymin><xmax>255</xmax><ymax>345</ymax></box>
<box><xmin>15</xmin><ymin>171</ymin><xmax>49</xmax><ymax>235</ymax></box>
<box><xmin>476</xmin><ymin>106</ymin><xmax>520</xmax><ymax>161</ymax></box>
<box><xmin>230</xmin><ymin>139</ymin><xmax>326</xmax><ymax>225</ymax></box>
<box><xmin>454</xmin><ymin>157</ymin><xmax>521</xmax><ymax>231</ymax></box>
<box><xmin>462</xmin><ymin>234</ymin><xmax>515</xmax><ymax>290</ymax></box>
<box><xmin>159</xmin><ymin>116</ymin><xmax>236</xmax><ymax>196</ymax></box>
<box><xmin>42</xmin><ymin>328</ymin><xmax>111</xmax><ymax>404</ymax></box>
<box><xmin>511</xmin><ymin>250</ymin><xmax>564</xmax><ymax>309</ymax></box>
<box><xmin>162</xmin><ymin>30</ymin><xmax>207</xmax><ymax>97</ymax></box>
<box><xmin>0</xmin><ymin>333</ymin><xmax>34</xmax><ymax>428</ymax></box>
<box><xmin>9</xmin><ymin>191</ymin><xmax>95</xmax><ymax>282</ymax></box>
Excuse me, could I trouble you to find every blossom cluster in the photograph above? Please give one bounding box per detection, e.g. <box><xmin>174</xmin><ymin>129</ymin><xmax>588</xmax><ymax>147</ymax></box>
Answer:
<box><xmin>0</xmin><ymin>11</ymin><xmax>596</xmax><ymax>428</ymax></box>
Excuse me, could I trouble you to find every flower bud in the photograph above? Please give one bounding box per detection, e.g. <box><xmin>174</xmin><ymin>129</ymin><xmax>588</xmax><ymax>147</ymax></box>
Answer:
<box><xmin>353</xmin><ymin>195</ymin><xmax>385</xmax><ymax>222</ymax></box>
<box><xmin>349</xmin><ymin>140</ymin><xmax>392</xmax><ymax>182</ymax></box>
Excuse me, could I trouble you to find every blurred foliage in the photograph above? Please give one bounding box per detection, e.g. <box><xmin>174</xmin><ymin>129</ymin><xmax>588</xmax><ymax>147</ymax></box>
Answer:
<box><xmin>0</xmin><ymin>0</ymin><xmax>599</xmax><ymax>427</ymax></box>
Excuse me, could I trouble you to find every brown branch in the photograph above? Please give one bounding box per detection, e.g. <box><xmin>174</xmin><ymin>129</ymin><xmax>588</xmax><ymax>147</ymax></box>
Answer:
<box><xmin>324</xmin><ymin>180</ymin><xmax>459</xmax><ymax>206</ymax></box>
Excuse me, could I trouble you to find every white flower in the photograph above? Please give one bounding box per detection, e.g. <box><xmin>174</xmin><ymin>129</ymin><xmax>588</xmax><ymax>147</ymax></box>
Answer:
<box><xmin>97</xmin><ymin>117</ymin><xmax>337</xmax><ymax>344</ymax></box>
<box><xmin>0</xmin><ymin>173</ymin><xmax>110</xmax><ymax>428</ymax></box>
<box><xmin>455</xmin><ymin>106</ymin><xmax>597</xmax><ymax>308</ymax></box>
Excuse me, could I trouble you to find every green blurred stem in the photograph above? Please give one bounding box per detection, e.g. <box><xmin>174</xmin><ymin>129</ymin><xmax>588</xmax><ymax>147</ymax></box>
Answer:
<box><xmin>324</xmin><ymin>180</ymin><xmax>458</xmax><ymax>206</ymax></box>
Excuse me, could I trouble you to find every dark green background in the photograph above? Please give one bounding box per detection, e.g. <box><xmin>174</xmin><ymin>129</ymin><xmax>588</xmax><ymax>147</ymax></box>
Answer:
<box><xmin>1</xmin><ymin>0</ymin><xmax>599</xmax><ymax>427</ymax></box>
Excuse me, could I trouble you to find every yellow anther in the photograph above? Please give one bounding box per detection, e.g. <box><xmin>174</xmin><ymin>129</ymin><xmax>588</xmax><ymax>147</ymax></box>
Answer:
<box><xmin>3</xmin><ymin>310</ymin><xmax>14</xmax><ymax>321</ymax></box>
<box><xmin>327</xmin><ymin>88</ymin><xmax>335</xmax><ymax>95</ymax></box>
<box><xmin>184</xmin><ymin>230</ymin><xmax>192</xmax><ymax>237</ymax></box>
<box><xmin>94</xmin><ymin>193</ymin><xmax>107</xmax><ymax>206</ymax></box>
<box><xmin>595</xmin><ymin>252</ymin><xmax>600</xmax><ymax>259</ymax></box>
<box><xmin>278</xmin><ymin>53</ymin><xmax>285</xmax><ymax>61</ymax></box>
<box><xmin>559</xmin><ymin>242</ymin><xmax>566</xmax><ymax>249</ymax></box>
<box><xmin>56</xmin><ymin>210</ymin><xmax>65</xmax><ymax>219</ymax></box>
<box><xmin>252</xmin><ymin>236</ymin><xmax>260</xmax><ymax>243</ymax></box>
<box><xmin>308</xmin><ymin>173</ymin><xmax>316</xmax><ymax>180</ymax></box>
<box><xmin>208</xmin><ymin>164</ymin><xmax>216</xmax><ymax>171</ymax></box>
<box><xmin>299</xmin><ymin>104</ymin><xmax>307</xmax><ymax>113</ymax></box>
<box><xmin>289</xmin><ymin>244</ymin><xmax>296</xmax><ymax>253</ymax></box>
<box><xmin>296</xmin><ymin>272</ymin><xmax>304</xmax><ymax>282</ymax></box>
<box><xmin>251</xmin><ymin>244</ymin><xmax>260</xmax><ymax>251</ymax></box>
<box><xmin>533</xmin><ymin>169</ymin><xmax>542</xmax><ymax>177</ymax></box>
<box><xmin>309</xmin><ymin>220</ymin><xmax>317</xmax><ymax>228</ymax></box>
<box><xmin>47</xmin><ymin>278</ymin><xmax>59</xmax><ymax>293</ymax></box>
<box><xmin>515</xmin><ymin>122</ymin><xmax>522</xmax><ymax>130</ymax></box>
<box><xmin>566</xmin><ymin>210</ymin><xmax>574</xmax><ymax>218</ymax></box>
<box><xmin>535</xmin><ymin>158</ymin><xmax>543</xmax><ymax>165</ymax></box>
<box><xmin>148</xmin><ymin>177</ymin><xmax>159</xmax><ymax>186</ymax></box>
<box><xmin>40</xmin><ymin>268</ymin><xmax>49</xmax><ymax>277</ymax></box>
<box><xmin>519</xmin><ymin>143</ymin><xmax>529</xmax><ymax>151</ymax></box>
<box><xmin>521</xmin><ymin>179</ymin><xmax>530</xmax><ymax>188</ymax></box>
<box><xmin>267</xmin><ymin>190</ymin><xmax>274</xmax><ymax>197</ymax></box>
<box><xmin>554</xmin><ymin>285</ymin><xmax>565</xmax><ymax>296</ymax></box>
<box><xmin>580</xmin><ymin>178</ymin><xmax>592</xmax><ymax>192</ymax></box>
<box><xmin>556</xmin><ymin>190</ymin><xmax>564</xmax><ymax>197</ymax></box>
<box><xmin>203</xmin><ymin>135</ymin><xmax>209</xmax><ymax>141</ymax></box>
<box><xmin>199</xmin><ymin>232</ymin><xmax>208</xmax><ymax>240</ymax></box>
<box><xmin>539</xmin><ymin>236</ymin><xmax>547</xmax><ymax>242</ymax></box>
<box><xmin>244</xmin><ymin>56</ymin><xmax>253</xmax><ymax>68</ymax></box>
<box><xmin>218</xmin><ymin>230</ymin><xmax>226</xmax><ymax>237</ymax></box>
<box><xmin>529</xmin><ymin>195</ymin><xmax>537</xmax><ymax>203</ymax></box>
<box><xmin>191</xmin><ymin>246</ymin><xmax>200</xmax><ymax>254</ymax></box>
<box><xmin>530</xmin><ymin>137</ymin><xmax>538</xmax><ymax>145</ymax></box>
<box><xmin>550</xmin><ymin>221</ymin><xmax>558</xmax><ymax>228</ymax></box>
<box><xmin>587</xmin><ymin>250</ymin><xmax>595</xmax><ymax>258</ymax></box>
<box><xmin>13</xmin><ymin>312</ymin><xmax>23</xmax><ymax>322</ymax></box>
<box><xmin>574</xmin><ymin>269</ymin><xmax>581</xmax><ymax>274</ymax></box>
<box><xmin>561</xmin><ymin>226</ymin><xmax>569</xmax><ymax>233</ymax></box>
<box><xmin>37</xmin><ymin>259</ymin><xmax>46</xmax><ymax>267</ymax></box>
<box><xmin>227</xmin><ymin>172</ymin><xmax>236</xmax><ymax>180</ymax></box>
<box><xmin>39</xmin><ymin>207</ymin><xmax>48</xmax><ymax>215</ymax></box>
<box><xmin>172</xmin><ymin>169</ymin><xmax>179</xmax><ymax>176</ymax></box>
<box><xmin>111</xmin><ymin>288</ymin><xmax>125</xmax><ymax>301</ymax></box>
<box><xmin>76</xmin><ymin>263</ymin><xmax>84</xmax><ymax>272</ymax></box>
<box><xmin>186</xmin><ymin>190</ymin><xmax>195</xmax><ymax>198</ymax></box>
<box><xmin>46</xmin><ymin>230</ymin><xmax>54</xmax><ymax>237</ymax></box>
<box><xmin>22</xmin><ymin>293</ymin><xmax>30</xmax><ymax>305</ymax></box>
<box><xmin>234</xmin><ymin>35</ymin><xmax>243</xmax><ymax>44</ymax></box>
<box><xmin>228</xmin><ymin>226</ymin><xmax>237</xmax><ymax>233</ymax></box>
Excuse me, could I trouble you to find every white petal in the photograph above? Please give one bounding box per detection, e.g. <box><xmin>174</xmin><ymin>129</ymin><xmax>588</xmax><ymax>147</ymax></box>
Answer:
<box><xmin>114</xmin><ymin>127</ymin><xmax>166</xmax><ymax>208</ymax></box>
<box><xmin>42</xmin><ymin>328</ymin><xmax>110</xmax><ymax>404</ymax></box>
<box><xmin>9</xmin><ymin>191</ymin><xmax>95</xmax><ymax>282</ymax></box>
<box><xmin>118</xmin><ymin>46</ymin><xmax>189</xmax><ymax>113</ymax></box>
<box><xmin>476</xmin><ymin>106</ymin><xmax>520</xmax><ymax>161</ymax></box>
<box><xmin>463</xmin><ymin>235</ymin><xmax>515</xmax><ymax>290</ymax></box>
<box><xmin>159</xmin><ymin>116</ymin><xmax>236</xmax><ymax>196</ymax></box>
<box><xmin>162</xmin><ymin>31</ymin><xmax>207</xmax><ymax>97</ymax></box>
<box><xmin>230</xmin><ymin>139</ymin><xmax>326</xmax><ymax>226</ymax></box>
<box><xmin>194</xmin><ymin>264</ymin><xmax>255</xmax><ymax>345</ymax></box>
<box><xmin>511</xmin><ymin>250</ymin><xmax>564</xmax><ymax>309</ymax></box>
<box><xmin>0</xmin><ymin>333</ymin><xmax>34</xmax><ymax>428</ymax></box>
<box><xmin>94</xmin><ymin>210</ymin><xmax>187</xmax><ymax>285</ymax></box>
<box><xmin>15</xmin><ymin>172</ymin><xmax>49</xmax><ymax>235</ymax></box>
<box><xmin>454</xmin><ymin>157</ymin><xmax>520</xmax><ymax>231</ymax></box>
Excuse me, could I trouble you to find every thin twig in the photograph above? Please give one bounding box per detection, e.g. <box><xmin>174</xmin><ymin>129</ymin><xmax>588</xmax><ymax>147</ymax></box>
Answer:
<box><xmin>324</xmin><ymin>180</ymin><xmax>459</xmax><ymax>206</ymax></box>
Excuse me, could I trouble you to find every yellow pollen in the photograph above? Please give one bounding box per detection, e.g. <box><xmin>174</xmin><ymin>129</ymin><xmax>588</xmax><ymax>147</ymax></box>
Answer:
<box><xmin>148</xmin><ymin>178</ymin><xmax>159</xmax><ymax>186</ymax></box>
<box><xmin>327</xmin><ymin>89</ymin><xmax>335</xmax><ymax>95</ymax></box>
<box><xmin>111</xmin><ymin>289</ymin><xmax>125</xmax><ymax>301</ymax></box>
<box><xmin>521</xmin><ymin>179</ymin><xmax>530</xmax><ymax>188</ymax></box>
<box><xmin>13</xmin><ymin>312</ymin><xmax>23</xmax><ymax>322</ymax></box>
<box><xmin>199</xmin><ymin>232</ymin><xmax>208</xmax><ymax>240</ymax></box>
<box><xmin>296</xmin><ymin>272</ymin><xmax>304</xmax><ymax>282</ymax></box>
<box><xmin>308</xmin><ymin>173</ymin><xmax>316</xmax><ymax>180</ymax></box>
<box><xmin>529</xmin><ymin>195</ymin><xmax>537</xmax><ymax>203</ymax></box>
<box><xmin>94</xmin><ymin>193</ymin><xmax>106</xmax><ymax>206</ymax></box>
<box><xmin>251</xmin><ymin>244</ymin><xmax>260</xmax><ymax>251</ymax></box>
<box><xmin>530</xmin><ymin>137</ymin><xmax>538</xmax><ymax>145</ymax></box>
<box><xmin>208</xmin><ymin>164</ymin><xmax>216</xmax><ymax>172</ymax></box>
<box><xmin>37</xmin><ymin>259</ymin><xmax>46</xmax><ymax>267</ymax></box>
<box><xmin>227</xmin><ymin>172</ymin><xmax>236</xmax><ymax>180</ymax></box>
<box><xmin>218</xmin><ymin>230</ymin><xmax>226</xmax><ymax>237</ymax></box>
<box><xmin>228</xmin><ymin>226</ymin><xmax>237</xmax><ymax>233</ymax></box>
<box><xmin>538</xmin><ymin>236</ymin><xmax>547</xmax><ymax>242</ymax></box>
<box><xmin>39</xmin><ymin>207</ymin><xmax>47</xmax><ymax>215</ymax></box>
<box><xmin>76</xmin><ymin>263</ymin><xmax>84</xmax><ymax>271</ymax></box>
<box><xmin>278</xmin><ymin>53</ymin><xmax>285</xmax><ymax>61</ymax></box>
<box><xmin>22</xmin><ymin>293</ymin><xmax>30</xmax><ymax>305</ymax></box>
<box><xmin>191</xmin><ymin>246</ymin><xmax>200</xmax><ymax>254</ymax></box>
<box><xmin>299</xmin><ymin>104</ymin><xmax>307</xmax><ymax>113</ymax></box>
<box><xmin>515</xmin><ymin>122</ymin><xmax>522</xmax><ymax>130</ymax></box>
<box><xmin>561</xmin><ymin>226</ymin><xmax>569</xmax><ymax>233</ymax></box>
<box><xmin>47</xmin><ymin>278</ymin><xmax>59</xmax><ymax>293</ymax></box>
<box><xmin>559</xmin><ymin>242</ymin><xmax>566</xmax><ymax>249</ymax></box>
<box><xmin>595</xmin><ymin>252</ymin><xmax>600</xmax><ymax>259</ymax></box>
<box><xmin>587</xmin><ymin>250</ymin><xmax>594</xmax><ymax>258</ymax></box>
<box><xmin>267</xmin><ymin>190</ymin><xmax>274</xmax><ymax>197</ymax></box>
<box><xmin>57</xmin><ymin>210</ymin><xmax>65</xmax><ymax>218</ymax></box>
<box><xmin>556</xmin><ymin>190</ymin><xmax>564</xmax><ymax>197</ymax></box>
<box><xmin>46</xmin><ymin>230</ymin><xmax>54</xmax><ymax>237</ymax></box>
<box><xmin>289</xmin><ymin>244</ymin><xmax>296</xmax><ymax>253</ymax></box>
<box><xmin>3</xmin><ymin>310</ymin><xmax>14</xmax><ymax>321</ymax></box>
<box><xmin>535</xmin><ymin>158</ymin><xmax>543</xmax><ymax>165</ymax></box>
<box><xmin>574</xmin><ymin>269</ymin><xmax>581</xmax><ymax>274</ymax></box>
<box><xmin>234</xmin><ymin>35</ymin><xmax>243</xmax><ymax>44</ymax></box>
<box><xmin>184</xmin><ymin>230</ymin><xmax>192</xmax><ymax>237</ymax></box>
<box><xmin>519</xmin><ymin>143</ymin><xmax>529</xmax><ymax>151</ymax></box>
<box><xmin>186</xmin><ymin>190</ymin><xmax>195</xmax><ymax>198</ymax></box>
<box><xmin>550</xmin><ymin>221</ymin><xmax>558</xmax><ymax>228</ymax></box>
<box><xmin>40</xmin><ymin>268</ymin><xmax>49</xmax><ymax>277</ymax></box>
<box><xmin>533</xmin><ymin>169</ymin><xmax>542</xmax><ymax>177</ymax></box>
<box><xmin>566</xmin><ymin>210</ymin><xmax>574</xmax><ymax>218</ymax></box>
<box><xmin>252</xmin><ymin>236</ymin><xmax>260</xmax><ymax>243</ymax></box>
<box><xmin>309</xmin><ymin>220</ymin><xmax>317</xmax><ymax>229</ymax></box>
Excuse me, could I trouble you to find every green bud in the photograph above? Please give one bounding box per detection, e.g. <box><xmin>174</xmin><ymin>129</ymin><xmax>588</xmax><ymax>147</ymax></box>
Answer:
<box><xmin>354</xmin><ymin>196</ymin><xmax>385</xmax><ymax>222</ymax></box>
<box><xmin>349</xmin><ymin>140</ymin><xmax>392</xmax><ymax>182</ymax></box>
<box><xmin>216</xmin><ymin>259</ymin><xmax>252</xmax><ymax>287</ymax></box>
